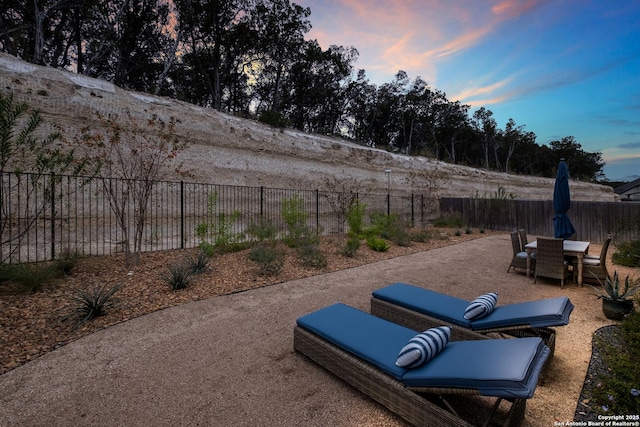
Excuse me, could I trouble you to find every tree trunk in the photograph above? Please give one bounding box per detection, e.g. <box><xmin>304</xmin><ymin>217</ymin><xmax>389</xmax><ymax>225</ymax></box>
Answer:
<box><xmin>154</xmin><ymin>30</ymin><xmax>182</xmax><ymax>95</ymax></box>
<box><xmin>33</xmin><ymin>2</ymin><xmax>46</xmax><ymax>64</ymax></box>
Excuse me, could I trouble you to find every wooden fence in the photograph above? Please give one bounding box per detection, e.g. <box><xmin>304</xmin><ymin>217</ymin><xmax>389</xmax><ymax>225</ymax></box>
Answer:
<box><xmin>440</xmin><ymin>198</ymin><xmax>640</xmax><ymax>244</ymax></box>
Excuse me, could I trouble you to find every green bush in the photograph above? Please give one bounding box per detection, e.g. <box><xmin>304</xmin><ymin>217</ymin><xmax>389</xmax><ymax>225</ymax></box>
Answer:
<box><xmin>412</xmin><ymin>229</ymin><xmax>431</xmax><ymax>243</ymax></box>
<box><xmin>248</xmin><ymin>243</ymin><xmax>284</xmax><ymax>276</ymax></box>
<box><xmin>432</xmin><ymin>215</ymin><xmax>464</xmax><ymax>228</ymax></box>
<box><xmin>214</xmin><ymin>241</ymin><xmax>253</xmax><ymax>254</ymax></box>
<box><xmin>368</xmin><ymin>213</ymin><xmax>393</xmax><ymax>238</ymax></box>
<box><xmin>591</xmin><ymin>312</ymin><xmax>640</xmax><ymax>415</ymax></box>
<box><xmin>612</xmin><ymin>240</ymin><xmax>640</xmax><ymax>267</ymax></box>
<box><xmin>195</xmin><ymin>192</ymin><xmax>244</xmax><ymax>248</ymax></box>
<box><xmin>186</xmin><ymin>250</ymin><xmax>211</xmax><ymax>274</ymax></box>
<box><xmin>198</xmin><ymin>241</ymin><xmax>216</xmax><ymax>257</ymax></box>
<box><xmin>366</xmin><ymin>236</ymin><xmax>390</xmax><ymax>252</ymax></box>
<box><xmin>61</xmin><ymin>284</ymin><xmax>121</xmax><ymax>328</ymax></box>
<box><xmin>282</xmin><ymin>196</ymin><xmax>311</xmax><ymax>246</ymax></box>
<box><xmin>391</xmin><ymin>226</ymin><xmax>412</xmax><ymax>246</ymax></box>
<box><xmin>161</xmin><ymin>264</ymin><xmax>192</xmax><ymax>290</ymax></box>
<box><xmin>0</xmin><ymin>265</ymin><xmax>12</xmax><ymax>282</ymax></box>
<box><xmin>367</xmin><ymin>213</ymin><xmax>412</xmax><ymax>246</ymax></box>
<box><xmin>431</xmin><ymin>217</ymin><xmax>448</xmax><ymax>227</ymax></box>
<box><xmin>198</xmin><ymin>239</ymin><xmax>250</xmax><ymax>257</ymax></box>
<box><xmin>53</xmin><ymin>248</ymin><xmax>81</xmax><ymax>275</ymax></box>
<box><xmin>342</xmin><ymin>237</ymin><xmax>361</xmax><ymax>257</ymax></box>
<box><xmin>246</xmin><ymin>217</ymin><xmax>277</xmax><ymax>242</ymax></box>
<box><xmin>346</xmin><ymin>200</ymin><xmax>366</xmax><ymax>238</ymax></box>
<box><xmin>297</xmin><ymin>243</ymin><xmax>327</xmax><ymax>268</ymax></box>
<box><xmin>2</xmin><ymin>263</ymin><xmax>60</xmax><ymax>293</ymax></box>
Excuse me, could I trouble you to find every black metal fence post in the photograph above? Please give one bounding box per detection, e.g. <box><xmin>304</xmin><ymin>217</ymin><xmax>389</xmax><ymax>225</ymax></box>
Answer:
<box><xmin>50</xmin><ymin>172</ymin><xmax>55</xmax><ymax>260</ymax></box>
<box><xmin>411</xmin><ymin>193</ymin><xmax>415</xmax><ymax>227</ymax></box>
<box><xmin>180</xmin><ymin>180</ymin><xmax>184</xmax><ymax>249</ymax></box>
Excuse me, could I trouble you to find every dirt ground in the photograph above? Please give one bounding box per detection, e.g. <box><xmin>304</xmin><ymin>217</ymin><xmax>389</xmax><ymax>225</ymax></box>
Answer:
<box><xmin>0</xmin><ymin>231</ymin><xmax>637</xmax><ymax>426</ymax></box>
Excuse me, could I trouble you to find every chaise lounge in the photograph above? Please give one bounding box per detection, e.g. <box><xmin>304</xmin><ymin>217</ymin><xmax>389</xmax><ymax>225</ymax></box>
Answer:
<box><xmin>370</xmin><ymin>283</ymin><xmax>574</xmax><ymax>357</ymax></box>
<box><xmin>294</xmin><ymin>303</ymin><xmax>550</xmax><ymax>427</ymax></box>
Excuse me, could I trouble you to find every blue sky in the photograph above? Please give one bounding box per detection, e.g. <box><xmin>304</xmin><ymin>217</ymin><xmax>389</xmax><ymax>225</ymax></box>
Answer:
<box><xmin>295</xmin><ymin>0</ymin><xmax>640</xmax><ymax>182</ymax></box>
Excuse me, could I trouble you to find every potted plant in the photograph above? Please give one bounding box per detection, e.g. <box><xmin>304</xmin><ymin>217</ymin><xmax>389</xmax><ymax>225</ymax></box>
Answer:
<box><xmin>590</xmin><ymin>271</ymin><xmax>639</xmax><ymax>320</ymax></box>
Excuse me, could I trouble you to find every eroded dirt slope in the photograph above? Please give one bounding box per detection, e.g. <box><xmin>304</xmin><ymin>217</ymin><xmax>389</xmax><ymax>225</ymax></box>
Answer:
<box><xmin>0</xmin><ymin>53</ymin><xmax>616</xmax><ymax>201</ymax></box>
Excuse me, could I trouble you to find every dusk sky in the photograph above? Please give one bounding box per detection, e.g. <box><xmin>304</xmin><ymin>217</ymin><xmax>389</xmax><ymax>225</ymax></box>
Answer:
<box><xmin>295</xmin><ymin>0</ymin><xmax>640</xmax><ymax>182</ymax></box>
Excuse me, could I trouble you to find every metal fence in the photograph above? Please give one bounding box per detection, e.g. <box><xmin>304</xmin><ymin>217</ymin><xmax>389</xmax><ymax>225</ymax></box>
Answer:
<box><xmin>0</xmin><ymin>172</ymin><xmax>436</xmax><ymax>263</ymax></box>
<box><xmin>440</xmin><ymin>198</ymin><xmax>640</xmax><ymax>244</ymax></box>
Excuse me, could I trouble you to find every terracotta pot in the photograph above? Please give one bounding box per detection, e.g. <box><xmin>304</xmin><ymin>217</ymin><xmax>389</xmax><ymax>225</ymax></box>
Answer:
<box><xmin>602</xmin><ymin>299</ymin><xmax>635</xmax><ymax>321</ymax></box>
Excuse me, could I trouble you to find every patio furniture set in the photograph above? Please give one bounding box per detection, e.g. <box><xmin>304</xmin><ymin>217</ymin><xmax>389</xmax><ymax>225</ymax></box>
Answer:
<box><xmin>293</xmin><ymin>272</ymin><xmax>575</xmax><ymax>426</ymax></box>
<box><xmin>291</xmin><ymin>229</ymin><xmax>611</xmax><ymax>425</ymax></box>
<box><xmin>509</xmin><ymin>229</ymin><xmax>611</xmax><ymax>287</ymax></box>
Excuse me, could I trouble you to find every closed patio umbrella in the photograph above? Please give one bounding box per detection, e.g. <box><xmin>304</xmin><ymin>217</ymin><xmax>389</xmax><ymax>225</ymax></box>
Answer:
<box><xmin>553</xmin><ymin>159</ymin><xmax>576</xmax><ymax>239</ymax></box>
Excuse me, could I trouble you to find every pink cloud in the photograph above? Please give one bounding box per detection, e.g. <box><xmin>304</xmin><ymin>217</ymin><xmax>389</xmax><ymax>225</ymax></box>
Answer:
<box><xmin>302</xmin><ymin>0</ymin><xmax>546</xmax><ymax>90</ymax></box>
<box><xmin>452</xmin><ymin>79</ymin><xmax>513</xmax><ymax>104</ymax></box>
<box><xmin>422</xmin><ymin>26</ymin><xmax>493</xmax><ymax>59</ymax></box>
<box><xmin>492</xmin><ymin>0</ymin><xmax>540</xmax><ymax>17</ymax></box>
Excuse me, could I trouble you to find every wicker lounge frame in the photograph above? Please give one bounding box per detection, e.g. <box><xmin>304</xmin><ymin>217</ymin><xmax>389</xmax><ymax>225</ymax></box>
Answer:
<box><xmin>294</xmin><ymin>325</ymin><xmax>527</xmax><ymax>427</ymax></box>
<box><xmin>371</xmin><ymin>296</ymin><xmax>557</xmax><ymax>357</ymax></box>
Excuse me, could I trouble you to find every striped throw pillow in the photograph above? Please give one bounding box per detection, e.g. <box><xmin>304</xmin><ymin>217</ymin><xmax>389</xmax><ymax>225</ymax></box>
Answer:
<box><xmin>464</xmin><ymin>292</ymin><xmax>498</xmax><ymax>320</ymax></box>
<box><xmin>395</xmin><ymin>326</ymin><xmax>451</xmax><ymax>368</ymax></box>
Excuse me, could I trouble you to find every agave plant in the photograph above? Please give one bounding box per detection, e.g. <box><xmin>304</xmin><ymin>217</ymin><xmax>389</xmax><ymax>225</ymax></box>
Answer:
<box><xmin>61</xmin><ymin>284</ymin><xmax>121</xmax><ymax>328</ymax></box>
<box><xmin>590</xmin><ymin>271</ymin><xmax>640</xmax><ymax>302</ymax></box>
<box><xmin>186</xmin><ymin>249</ymin><xmax>211</xmax><ymax>275</ymax></box>
<box><xmin>366</xmin><ymin>236</ymin><xmax>390</xmax><ymax>252</ymax></box>
<box><xmin>161</xmin><ymin>264</ymin><xmax>192</xmax><ymax>290</ymax></box>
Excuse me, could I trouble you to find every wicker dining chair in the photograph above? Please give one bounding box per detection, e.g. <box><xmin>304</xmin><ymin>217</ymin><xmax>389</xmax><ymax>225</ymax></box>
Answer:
<box><xmin>574</xmin><ymin>235</ymin><xmax>611</xmax><ymax>284</ymax></box>
<box><xmin>508</xmin><ymin>231</ymin><xmax>530</xmax><ymax>272</ymax></box>
<box><xmin>518</xmin><ymin>228</ymin><xmax>536</xmax><ymax>263</ymax></box>
<box><xmin>534</xmin><ymin>237</ymin><xmax>569</xmax><ymax>288</ymax></box>
<box><xmin>518</xmin><ymin>229</ymin><xmax>529</xmax><ymax>248</ymax></box>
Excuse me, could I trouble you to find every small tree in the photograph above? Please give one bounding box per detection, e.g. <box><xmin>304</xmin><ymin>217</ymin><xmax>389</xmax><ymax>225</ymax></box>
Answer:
<box><xmin>195</xmin><ymin>192</ymin><xmax>243</xmax><ymax>251</ymax></box>
<box><xmin>0</xmin><ymin>91</ymin><xmax>94</xmax><ymax>263</ymax></box>
<box><xmin>346</xmin><ymin>199</ymin><xmax>366</xmax><ymax>238</ymax></box>
<box><xmin>77</xmin><ymin>111</ymin><xmax>185</xmax><ymax>266</ymax></box>
<box><xmin>281</xmin><ymin>195</ymin><xmax>309</xmax><ymax>245</ymax></box>
<box><xmin>320</xmin><ymin>172</ymin><xmax>372</xmax><ymax>233</ymax></box>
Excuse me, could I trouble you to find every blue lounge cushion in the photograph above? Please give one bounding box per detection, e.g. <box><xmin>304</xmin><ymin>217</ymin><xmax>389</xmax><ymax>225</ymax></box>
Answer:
<box><xmin>464</xmin><ymin>293</ymin><xmax>498</xmax><ymax>320</ymax></box>
<box><xmin>372</xmin><ymin>283</ymin><xmax>574</xmax><ymax>330</ymax></box>
<box><xmin>296</xmin><ymin>303</ymin><xmax>550</xmax><ymax>399</ymax></box>
<box><xmin>395</xmin><ymin>326</ymin><xmax>451</xmax><ymax>368</ymax></box>
<box><xmin>402</xmin><ymin>337</ymin><xmax>549</xmax><ymax>399</ymax></box>
<box><xmin>297</xmin><ymin>303</ymin><xmax>412</xmax><ymax>379</ymax></box>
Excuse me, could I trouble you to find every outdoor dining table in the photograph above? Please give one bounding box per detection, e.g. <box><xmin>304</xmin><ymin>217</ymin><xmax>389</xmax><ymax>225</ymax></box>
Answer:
<box><xmin>525</xmin><ymin>239</ymin><xmax>590</xmax><ymax>286</ymax></box>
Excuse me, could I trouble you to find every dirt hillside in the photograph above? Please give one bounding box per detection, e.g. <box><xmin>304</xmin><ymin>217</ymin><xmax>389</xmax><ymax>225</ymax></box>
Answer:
<box><xmin>0</xmin><ymin>53</ymin><xmax>616</xmax><ymax>201</ymax></box>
